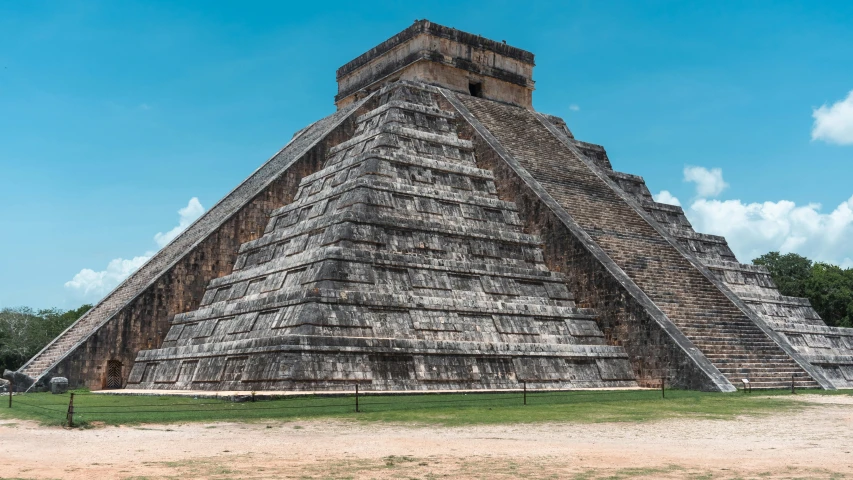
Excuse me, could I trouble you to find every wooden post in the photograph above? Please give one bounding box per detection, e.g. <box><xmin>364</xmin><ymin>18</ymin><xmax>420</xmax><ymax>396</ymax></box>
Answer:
<box><xmin>8</xmin><ymin>378</ymin><xmax>12</xmax><ymax>408</ymax></box>
<box><xmin>523</xmin><ymin>381</ymin><xmax>527</xmax><ymax>405</ymax></box>
<box><xmin>355</xmin><ymin>384</ymin><xmax>359</xmax><ymax>413</ymax></box>
<box><xmin>791</xmin><ymin>374</ymin><xmax>796</xmax><ymax>394</ymax></box>
<box><xmin>66</xmin><ymin>392</ymin><xmax>75</xmax><ymax>427</ymax></box>
<box><xmin>661</xmin><ymin>374</ymin><xmax>665</xmax><ymax>399</ymax></box>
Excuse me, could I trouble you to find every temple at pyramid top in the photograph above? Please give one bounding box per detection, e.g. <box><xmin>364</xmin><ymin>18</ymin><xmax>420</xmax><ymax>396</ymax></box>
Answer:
<box><xmin>335</xmin><ymin>20</ymin><xmax>535</xmax><ymax>109</ymax></box>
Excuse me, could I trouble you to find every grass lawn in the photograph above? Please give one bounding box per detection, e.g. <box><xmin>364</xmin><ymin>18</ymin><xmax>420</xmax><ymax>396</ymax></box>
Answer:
<box><xmin>3</xmin><ymin>388</ymin><xmax>846</xmax><ymax>428</ymax></box>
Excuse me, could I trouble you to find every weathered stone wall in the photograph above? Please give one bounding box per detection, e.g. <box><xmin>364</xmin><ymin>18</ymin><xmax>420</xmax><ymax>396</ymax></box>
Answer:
<box><xmin>47</xmin><ymin>176</ymin><xmax>292</xmax><ymax>389</ymax></box>
<box><xmin>40</xmin><ymin>108</ymin><xmax>368</xmax><ymax>390</ymax></box>
<box><xmin>460</xmin><ymin>127</ymin><xmax>720</xmax><ymax>390</ymax></box>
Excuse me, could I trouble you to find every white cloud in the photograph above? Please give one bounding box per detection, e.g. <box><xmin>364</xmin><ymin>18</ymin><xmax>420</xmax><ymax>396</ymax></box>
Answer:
<box><xmin>64</xmin><ymin>255</ymin><xmax>153</xmax><ymax>298</ymax></box>
<box><xmin>684</xmin><ymin>166</ymin><xmax>728</xmax><ymax>198</ymax></box>
<box><xmin>812</xmin><ymin>89</ymin><xmax>853</xmax><ymax>145</ymax></box>
<box><xmin>569</xmin><ymin>104</ymin><xmax>580</xmax><ymax>112</ymax></box>
<box><xmin>686</xmin><ymin>194</ymin><xmax>853</xmax><ymax>265</ymax></box>
<box><xmin>653</xmin><ymin>190</ymin><xmax>681</xmax><ymax>206</ymax></box>
<box><xmin>65</xmin><ymin>197</ymin><xmax>205</xmax><ymax>300</ymax></box>
<box><xmin>154</xmin><ymin>197</ymin><xmax>205</xmax><ymax>248</ymax></box>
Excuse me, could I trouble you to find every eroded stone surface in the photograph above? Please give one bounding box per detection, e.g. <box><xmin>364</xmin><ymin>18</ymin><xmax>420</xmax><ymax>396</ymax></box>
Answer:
<box><xmin>19</xmin><ymin>89</ymin><xmax>374</xmax><ymax>390</ymax></box>
<box><xmin>128</xmin><ymin>84</ymin><xmax>636</xmax><ymax>391</ymax></box>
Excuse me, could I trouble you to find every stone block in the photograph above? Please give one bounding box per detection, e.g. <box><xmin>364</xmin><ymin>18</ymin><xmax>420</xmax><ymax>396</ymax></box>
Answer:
<box><xmin>49</xmin><ymin>377</ymin><xmax>69</xmax><ymax>394</ymax></box>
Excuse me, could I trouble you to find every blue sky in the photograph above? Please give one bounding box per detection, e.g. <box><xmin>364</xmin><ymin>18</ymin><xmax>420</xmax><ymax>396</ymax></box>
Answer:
<box><xmin>2</xmin><ymin>1</ymin><xmax>852</xmax><ymax>309</ymax></box>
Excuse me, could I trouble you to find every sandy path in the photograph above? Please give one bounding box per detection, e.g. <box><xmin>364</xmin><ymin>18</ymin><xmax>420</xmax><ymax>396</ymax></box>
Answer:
<box><xmin>3</xmin><ymin>395</ymin><xmax>853</xmax><ymax>479</ymax></box>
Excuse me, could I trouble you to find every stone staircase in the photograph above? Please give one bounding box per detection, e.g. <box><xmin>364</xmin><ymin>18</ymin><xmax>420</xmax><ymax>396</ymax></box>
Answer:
<box><xmin>19</xmin><ymin>276</ymin><xmax>151</xmax><ymax>379</ymax></box>
<box><xmin>605</xmin><ymin>164</ymin><xmax>844</xmax><ymax>388</ymax></box>
<box><xmin>455</xmin><ymin>93</ymin><xmax>822</xmax><ymax>390</ymax></box>
<box><xmin>677</xmin><ymin>322</ymin><xmax>818</xmax><ymax>389</ymax></box>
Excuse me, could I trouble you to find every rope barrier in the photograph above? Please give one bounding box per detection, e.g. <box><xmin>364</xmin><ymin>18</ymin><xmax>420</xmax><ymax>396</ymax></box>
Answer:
<box><xmin>77</xmin><ymin>402</ymin><xmax>355</xmax><ymax>414</ymax></box>
<box><xmin>361</xmin><ymin>394</ymin><xmax>522</xmax><ymax>407</ymax></box>
<box><xmin>44</xmin><ymin>401</ymin><xmax>235</xmax><ymax>408</ymax></box>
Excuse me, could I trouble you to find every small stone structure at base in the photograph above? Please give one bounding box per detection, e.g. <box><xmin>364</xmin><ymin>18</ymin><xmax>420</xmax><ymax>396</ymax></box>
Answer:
<box><xmin>49</xmin><ymin>377</ymin><xmax>69</xmax><ymax>395</ymax></box>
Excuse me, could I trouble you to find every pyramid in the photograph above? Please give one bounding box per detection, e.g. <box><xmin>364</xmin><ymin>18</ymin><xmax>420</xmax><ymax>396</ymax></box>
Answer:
<box><xmin>127</xmin><ymin>83</ymin><xmax>636</xmax><ymax>390</ymax></box>
<box><xmin>16</xmin><ymin>20</ymin><xmax>851</xmax><ymax>392</ymax></box>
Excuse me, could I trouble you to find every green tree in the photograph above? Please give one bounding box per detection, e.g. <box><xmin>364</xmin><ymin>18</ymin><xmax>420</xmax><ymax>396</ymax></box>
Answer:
<box><xmin>752</xmin><ymin>252</ymin><xmax>813</xmax><ymax>298</ymax></box>
<box><xmin>803</xmin><ymin>263</ymin><xmax>853</xmax><ymax>328</ymax></box>
<box><xmin>753</xmin><ymin>252</ymin><xmax>853</xmax><ymax>328</ymax></box>
<box><xmin>0</xmin><ymin>304</ymin><xmax>92</xmax><ymax>373</ymax></box>
<box><xmin>0</xmin><ymin>307</ymin><xmax>41</xmax><ymax>373</ymax></box>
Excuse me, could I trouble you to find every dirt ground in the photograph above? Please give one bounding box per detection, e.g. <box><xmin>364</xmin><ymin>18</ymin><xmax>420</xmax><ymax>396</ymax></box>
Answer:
<box><xmin>3</xmin><ymin>395</ymin><xmax>853</xmax><ymax>479</ymax></box>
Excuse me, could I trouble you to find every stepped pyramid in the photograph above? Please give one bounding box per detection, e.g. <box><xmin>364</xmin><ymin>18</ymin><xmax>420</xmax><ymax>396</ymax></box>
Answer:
<box><xmin>128</xmin><ymin>84</ymin><xmax>636</xmax><ymax>390</ymax></box>
<box><xmin>16</xmin><ymin>20</ymin><xmax>851</xmax><ymax>392</ymax></box>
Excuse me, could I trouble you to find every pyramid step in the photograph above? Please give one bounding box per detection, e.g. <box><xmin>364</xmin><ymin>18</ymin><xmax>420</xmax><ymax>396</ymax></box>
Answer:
<box><xmin>117</xmin><ymin>82</ymin><xmax>643</xmax><ymax>392</ymax></box>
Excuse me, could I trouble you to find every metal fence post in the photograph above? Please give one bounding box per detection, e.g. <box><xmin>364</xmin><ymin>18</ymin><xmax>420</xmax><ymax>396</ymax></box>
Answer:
<box><xmin>523</xmin><ymin>381</ymin><xmax>527</xmax><ymax>405</ymax></box>
<box><xmin>8</xmin><ymin>378</ymin><xmax>12</xmax><ymax>408</ymax></box>
<box><xmin>791</xmin><ymin>374</ymin><xmax>796</xmax><ymax>394</ymax></box>
<box><xmin>661</xmin><ymin>374</ymin><xmax>665</xmax><ymax>399</ymax></box>
<box><xmin>355</xmin><ymin>384</ymin><xmax>359</xmax><ymax>413</ymax></box>
<box><xmin>66</xmin><ymin>392</ymin><xmax>75</xmax><ymax>427</ymax></box>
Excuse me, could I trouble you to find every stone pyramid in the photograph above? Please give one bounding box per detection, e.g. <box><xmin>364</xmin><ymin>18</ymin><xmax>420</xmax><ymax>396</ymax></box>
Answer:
<box><xmin>127</xmin><ymin>83</ymin><xmax>636</xmax><ymax>390</ymax></box>
<box><xmin>17</xmin><ymin>20</ymin><xmax>850</xmax><ymax>393</ymax></box>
